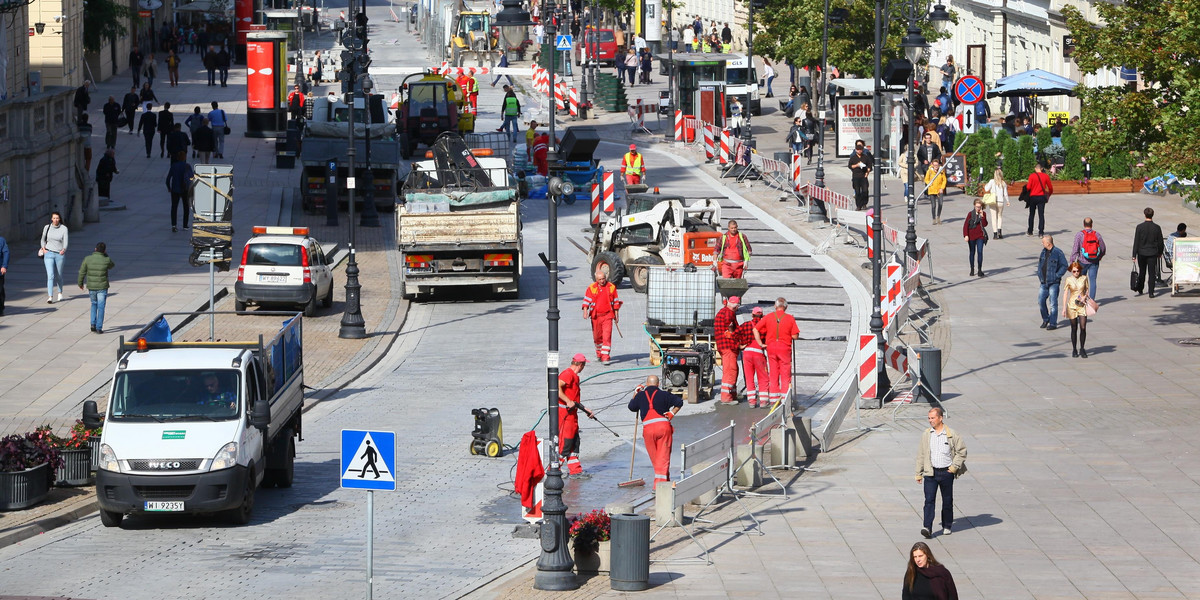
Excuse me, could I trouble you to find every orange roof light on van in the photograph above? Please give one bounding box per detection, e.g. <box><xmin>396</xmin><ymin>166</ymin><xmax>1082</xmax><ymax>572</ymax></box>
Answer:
<box><xmin>252</xmin><ymin>226</ymin><xmax>310</xmax><ymax>236</ymax></box>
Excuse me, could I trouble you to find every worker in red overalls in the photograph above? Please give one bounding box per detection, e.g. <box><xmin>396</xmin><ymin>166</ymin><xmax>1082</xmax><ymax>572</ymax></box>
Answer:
<box><xmin>466</xmin><ymin>72</ymin><xmax>480</xmax><ymax>111</ymax></box>
<box><xmin>627</xmin><ymin>375</ymin><xmax>683</xmax><ymax>488</ymax></box>
<box><xmin>753</xmin><ymin>297</ymin><xmax>800</xmax><ymax>407</ymax></box>
<box><xmin>455</xmin><ymin>72</ymin><xmax>472</xmax><ymax>105</ymax></box>
<box><xmin>715</xmin><ymin>220</ymin><xmax>753</xmax><ymax>278</ymax></box>
<box><xmin>532</xmin><ymin>132</ymin><xmax>550</xmax><ymax>176</ymax></box>
<box><xmin>736</xmin><ymin>305</ymin><xmax>770</xmax><ymax>408</ymax></box>
<box><xmin>582</xmin><ymin>270</ymin><xmax>622</xmax><ymax>364</ymax></box>
<box><xmin>620</xmin><ymin>144</ymin><xmax>646</xmax><ymax>185</ymax></box>
<box><xmin>713</xmin><ymin>295</ymin><xmax>741</xmax><ymax>404</ymax></box>
<box><xmin>558</xmin><ymin>353</ymin><xmax>596</xmax><ymax>478</ymax></box>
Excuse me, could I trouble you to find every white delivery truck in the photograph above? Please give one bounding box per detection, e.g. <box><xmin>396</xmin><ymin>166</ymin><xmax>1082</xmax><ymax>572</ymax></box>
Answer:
<box><xmin>725</xmin><ymin>55</ymin><xmax>762</xmax><ymax>116</ymax></box>
<box><xmin>82</xmin><ymin>313</ymin><xmax>304</xmax><ymax>527</ymax></box>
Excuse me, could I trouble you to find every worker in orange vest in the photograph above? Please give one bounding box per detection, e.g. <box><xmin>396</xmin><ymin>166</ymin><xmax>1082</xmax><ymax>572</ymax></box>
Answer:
<box><xmin>753</xmin><ymin>297</ymin><xmax>800</xmax><ymax>407</ymax></box>
<box><xmin>465</xmin><ymin>72</ymin><xmax>480</xmax><ymax>110</ymax></box>
<box><xmin>582</xmin><ymin>270</ymin><xmax>622</xmax><ymax>364</ymax></box>
<box><xmin>455</xmin><ymin>72</ymin><xmax>472</xmax><ymax>104</ymax></box>
<box><xmin>558</xmin><ymin>353</ymin><xmax>596</xmax><ymax>478</ymax></box>
<box><xmin>715</xmin><ymin>219</ymin><xmax>753</xmax><ymax>278</ymax></box>
<box><xmin>627</xmin><ymin>375</ymin><xmax>683</xmax><ymax>488</ymax></box>
<box><xmin>713</xmin><ymin>295</ymin><xmax>741</xmax><ymax>404</ymax></box>
<box><xmin>620</xmin><ymin>143</ymin><xmax>646</xmax><ymax>185</ymax></box>
<box><xmin>737</xmin><ymin>306</ymin><xmax>770</xmax><ymax>408</ymax></box>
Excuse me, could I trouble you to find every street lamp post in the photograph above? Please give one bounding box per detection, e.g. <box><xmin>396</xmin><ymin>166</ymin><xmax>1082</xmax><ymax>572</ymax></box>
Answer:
<box><xmin>869</xmin><ymin>0</ymin><xmax>888</xmax><ymax>406</ymax></box>
<box><xmin>338</xmin><ymin>0</ymin><xmax>370</xmax><ymax>339</ymax></box>
<box><xmin>742</xmin><ymin>1</ymin><xmax>756</xmax><ymax>143</ymax></box>
<box><xmin>899</xmin><ymin>4</ymin><xmax>949</xmax><ymax>261</ymax></box>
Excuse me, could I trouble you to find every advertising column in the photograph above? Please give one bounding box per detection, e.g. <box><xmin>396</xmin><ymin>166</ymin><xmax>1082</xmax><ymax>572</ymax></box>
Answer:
<box><xmin>835</xmin><ymin>96</ymin><xmax>873</xmax><ymax>157</ymax></box>
<box><xmin>642</xmin><ymin>0</ymin><xmax>661</xmax><ymax>54</ymax></box>
<box><xmin>246</xmin><ymin>31</ymin><xmax>288</xmax><ymax>138</ymax></box>
<box><xmin>235</xmin><ymin>0</ymin><xmax>259</xmax><ymax>64</ymax></box>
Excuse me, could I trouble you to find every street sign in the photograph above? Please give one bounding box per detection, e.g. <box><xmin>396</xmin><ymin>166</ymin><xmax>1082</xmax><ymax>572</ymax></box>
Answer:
<box><xmin>953</xmin><ymin>75</ymin><xmax>985</xmax><ymax>105</ymax></box>
<box><xmin>955</xmin><ymin>105</ymin><xmax>976</xmax><ymax>134</ymax></box>
<box><xmin>341</xmin><ymin>429</ymin><xmax>396</xmax><ymax>491</ymax></box>
<box><xmin>555</xmin><ymin>34</ymin><xmax>573</xmax><ymax>51</ymax></box>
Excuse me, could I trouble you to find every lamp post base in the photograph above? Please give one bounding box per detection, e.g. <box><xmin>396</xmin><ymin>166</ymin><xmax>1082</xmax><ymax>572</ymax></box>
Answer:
<box><xmin>338</xmin><ymin>257</ymin><xmax>367</xmax><ymax>339</ymax></box>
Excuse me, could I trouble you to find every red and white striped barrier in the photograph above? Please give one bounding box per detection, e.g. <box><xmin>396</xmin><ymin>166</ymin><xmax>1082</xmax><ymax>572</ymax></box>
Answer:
<box><xmin>674</xmin><ymin>110</ymin><xmax>684</xmax><ymax>141</ymax></box>
<box><xmin>437</xmin><ymin>62</ymin><xmax>492</xmax><ymax>77</ymax></box>
<box><xmin>858</xmin><ymin>334</ymin><xmax>878</xmax><ymax>401</ymax></box>
<box><xmin>719</xmin><ymin>128</ymin><xmax>731</xmax><ymax>165</ymax></box>
<box><xmin>880</xmin><ymin>261</ymin><xmax>902</xmax><ymax>333</ymax></box>
<box><xmin>590</xmin><ymin>184</ymin><xmax>601</xmax><ymax>226</ymax></box>
<box><xmin>568</xmin><ymin>87</ymin><xmax>579</xmax><ymax>117</ymax></box>
<box><xmin>792</xmin><ymin>153</ymin><xmax>803</xmax><ymax>192</ymax></box>
<box><xmin>884</xmin><ymin>343</ymin><xmax>909</xmax><ymax>375</ymax></box>
<box><xmin>601</xmin><ymin>171</ymin><xmax>615</xmax><ymax>213</ymax></box>
<box><xmin>628</xmin><ymin>99</ymin><xmax>652</xmax><ymax>131</ymax></box>
<box><xmin>703</xmin><ymin>124</ymin><xmax>716</xmax><ymax>161</ymax></box>
<box><xmin>802</xmin><ymin>183</ymin><xmax>853</xmax><ymax>213</ymax></box>
<box><xmin>554</xmin><ymin>80</ymin><xmax>567</xmax><ymax>110</ymax></box>
<box><xmin>682</xmin><ymin>116</ymin><xmax>702</xmax><ymax>144</ymax></box>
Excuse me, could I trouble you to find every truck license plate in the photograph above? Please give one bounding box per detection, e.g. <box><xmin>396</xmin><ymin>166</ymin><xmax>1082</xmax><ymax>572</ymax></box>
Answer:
<box><xmin>144</xmin><ymin>501</ymin><xmax>184</xmax><ymax>512</ymax></box>
<box><xmin>258</xmin><ymin>274</ymin><xmax>287</xmax><ymax>283</ymax></box>
<box><xmin>406</xmin><ymin>267</ymin><xmax>433</xmax><ymax>273</ymax></box>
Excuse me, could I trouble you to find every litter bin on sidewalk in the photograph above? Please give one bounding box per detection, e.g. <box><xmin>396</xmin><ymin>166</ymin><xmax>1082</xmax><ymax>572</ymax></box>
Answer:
<box><xmin>610</xmin><ymin>513</ymin><xmax>650</xmax><ymax>591</ymax></box>
<box><xmin>913</xmin><ymin>345</ymin><xmax>942</xmax><ymax>403</ymax></box>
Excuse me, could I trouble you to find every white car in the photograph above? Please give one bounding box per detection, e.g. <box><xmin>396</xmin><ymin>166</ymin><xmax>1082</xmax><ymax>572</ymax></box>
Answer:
<box><xmin>235</xmin><ymin>226</ymin><xmax>335</xmax><ymax>316</ymax></box>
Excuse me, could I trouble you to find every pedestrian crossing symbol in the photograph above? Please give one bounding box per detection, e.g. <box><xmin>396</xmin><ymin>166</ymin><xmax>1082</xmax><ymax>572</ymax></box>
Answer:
<box><xmin>555</xmin><ymin>34</ymin><xmax>573</xmax><ymax>51</ymax></box>
<box><xmin>340</xmin><ymin>430</ymin><xmax>396</xmax><ymax>491</ymax></box>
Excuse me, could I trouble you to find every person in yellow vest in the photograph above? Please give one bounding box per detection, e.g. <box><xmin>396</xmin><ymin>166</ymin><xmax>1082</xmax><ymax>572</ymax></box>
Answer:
<box><xmin>621</xmin><ymin>144</ymin><xmax>646</xmax><ymax>185</ymax></box>
<box><xmin>466</xmin><ymin>73</ymin><xmax>480</xmax><ymax>111</ymax></box>
<box><xmin>714</xmin><ymin>220</ymin><xmax>753</xmax><ymax>278</ymax></box>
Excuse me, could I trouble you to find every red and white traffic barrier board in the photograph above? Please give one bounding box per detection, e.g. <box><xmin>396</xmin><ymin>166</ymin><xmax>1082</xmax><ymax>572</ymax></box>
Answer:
<box><xmin>858</xmin><ymin>334</ymin><xmax>878</xmax><ymax>400</ymax></box>
<box><xmin>674</xmin><ymin>110</ymin><xmax>683</xmax><ymax>141</ymax></box>
<box><xmin>590</xmin><ymin>184</ymin><xmax>601</xmax><ymax>226</ymax></box>
<box><xmin>601</xmin><ymin>171</ymin><xmax>615</xmax><ymax>213</ymax></box>
<box><xmin>703</xmin><ymin>124</ymin><xmax>715</xmax><ymax>161</ymax></box>
<box><xmin>569</xmin><ymin>87</ymin><xmax>579</xmax><ymax>117</ymax></box>
<box><xmin>554</xmin><ymin>80</ymin><xmax>567</xmax><ymax>110</ymax></box>
<box><xmin>880</xmin><ymin>260</ymin><xmax>902</xmax><ymax>333</ymax></box>
<box><xmin>792</xmin><ymin>153</ymin><xmax>803</xmax><ymax>192</ymax></box>
<box><xmin>719</xmin><ymin>128</ymin><xmax>731</xmax><ymax>165</ymax></box>
<box><xmin>884</xmin><ymin>343</ymin><xmax>909</xmax><ymax>375</ymax></box>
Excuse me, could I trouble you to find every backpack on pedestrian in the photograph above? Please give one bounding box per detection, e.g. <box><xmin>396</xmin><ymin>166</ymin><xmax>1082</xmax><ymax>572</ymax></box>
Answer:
<box><xmin>1081</xmin><ymin>230</ymin><xmax>1103</xmax><ymax>261</ymax></box>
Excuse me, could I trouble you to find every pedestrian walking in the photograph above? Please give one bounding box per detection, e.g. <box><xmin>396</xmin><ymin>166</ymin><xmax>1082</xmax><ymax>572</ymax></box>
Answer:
<box><xmin>558</xmin><ymin>354</ymin><xmax>597</xmax><ymax>478</ymax></box>
<box><xmin>915</xmin><ymin>406</ymin><xmax>967</xmax><ymax>539</ymax></box>
<box><xmin>78</xmin><ymin>114</ymin><xmax>94</xmax><ymax>172</ymax></box>
<box><xmin>143</xmin><ymin>54</ymin><xmax>158</xmax><ymax>88</ymax></box>
<box><xmin>848</xmin><ymin>140</ymin><xmax>873</xmax><ymax>211</ymax></box>
<box><xmin>802</xmin><ymin>109</ymin><xmax>819</xmax><ymax>163</ymax></box>
<box><xmin>102</xmin><ymin>96</ymin><xmax>122</xmax><ymax>149</ymax></box>
<box><xmin>939</xmin><ymin>55</ymin><xmax>956</xmax><ymax>92</ymax></box>
<box><xmin>1068</xmin><ymin>217</ymin><xmax>1106</xmax><ymax>298</ymax></box>
<box><xmin>639</xmin><ymin>49</ymin><xmax>653</xmax><ymax>84</ymax></box>
<box><xmin>498</xmin><ymin>85</ymin><xmax>521</xmax><ymax>141</ymax></box>
<box><xmin>1037</xmin><ymin>235</ymin><xmax>1069</xmax><ymax>329</ymax></box>
<box><xmin>203</xmin><ymin>47</ymin><xmax>218</xmax><ymax>86</ymax></box>
<box><xmin>620</xmin><ymin>144</ymin><xmax>646</xmax><ymax>185</ymax></box>
<box><xmin>77</xmin><ymin>242</ymin><xmax>115</xmax><ymax>334</ymax></box>
<box><xmin>138</xmin><ymin>102</ymin><xmax>157</xmax><ymax>158</ymax></box>
<box><xmin>763</xmin><ymin>58</ymin><xmax>776</xmax><ymax>97</ymax></box>
<box><xmin>157</xmin><ymin>102</ymin><xmax>175</xmax><ymax>158</ymax></box>
<box><xmin>122</xmin><ymin>87</ymin><xmax>140</xmax><ymax>134</ymax></box>
<box><xmin>312</xmin><ymin>50</ymin><xmax>324</xmax><ymax>87</ymax></box>
<box><xmin>1024</xmin><ymin>163</ymin><xmax>1053</xmax><ymax>237</ymax></box>
<box><xmin>627</xmin><ymin>375</ymin><xmax>683</xmax><ymax>488</ymax></box>
<box><xmin>583</xmin><ymin>270</ymin><xmax>622</xmax><ymax>364</ymax></box>
<box><xmin>166</xmin><ymin>155</ymin><xmax>194</xmax><ymax>232</ymax></box>
<box><xmin>193</xmin><ymin>118</ymin><xmax>215</xmax><ymax>163</ymax></box>
<box><xmin>130</xmin><ymin>45</ymin><xmax>145</xmax><ymax>88</ymax></box>
<box><xmin>903</xmin><ymin>542</ymin><xmax>959</xmax><ymax>600</ymax></box>
<box><xmin>1062</xmin><ymin>261</ymin><xmax>1092</xmax><ymax>358</ymax></box>
<box><xmin>288</xmin><ymin>85</ymin><xmax>306</xmax><ymax>121</ymax></box>
<box><xmin>715</xmin><ymin>220</ymin><xmax>752</xmax><ymax>278</ymax></box>
<box><xmin>139</xmin><ymin>81</ymin><xmax>158</xmax><ymax>106</ymax></box>
<box><xmin>963</xmin><ymin>199</ymin><xmax>988</xmax><ymax>277</ymax></box>
<box><xmin>714</xmin><ymin>296</ymin><xmax>741</xmax><ymax>404</ymax></box>
<box><xmin>981</xmin><ymin>169</ymin><xmax>1009</xmax><ymax>239</ymax></box>
<box><xmin>0</xmin><ymin>233</ymin><xmax>8</xmax><ymax>316</ymax></box>
<box><xmin>217</xmin><ymin>46</ymin><xmax>231</xmax><ymax>87</ymax></box>
<box><xmin>736</xmin><ymin>306</ymin><xmax>769</xmax><ymax>407</ymax></box>
<box><xmin>166</xmin><ymin>49</ymin><xmax>181</xmax><ymax>87</ymax></box>
<box><xmin>753</xmin><ymin>297</ymin><xmax>800</xmax><ymax>407</ymax></box>
<box><xmin>1132</xmin><ymin>206</ymin><xmax>1165</xmax><ymax>297</ymax></box>
<box><xmin>39</xmin><ymin>211</ymin><xmax>69</xmax><ymax>304</ymax></box>
<box><xmin>729</xmin><ymin>97</ymin><xmax>744</xmax><ymax>137</ymax></box>
<box><xmin>166</xmin><ymin>123</ymin><xmax>191</xmax><ymax>160</ymax></box>
<box><xmin>786</xmin><ymin>116</ymin><xmax>807</xmax><ymax>156</ymax></box>
<box><xmin>491</xmin><ymin>49</ymin><xmax>515</xmax><ymax>87</ymax></box>
<box><xmin>924</xmin><ymin>158</ymin><xmax>947</xmax><ymax>224</ymax></box>
<box><xmin>208</xmin><ymin>101</ymin><xmax>228</xmax><ymax>159</ymax></box>
<box><xmin>185</xmin><ymin>107</ymin><xmax>205</xmax><ymax>157</ymax></box>
<box><xmin>74</xmin><ymin>80</ymin><xmax>91</xmax><ymax>119</ymax></box>
<box><xmin>916</xmin><ymin>131</ymin><xmax>941</xmax><ymax>179</ymax></box>
<box><xmin>96</xmin><ymin>148</ymin><xmax>120</xmax><ymax>201</ymax></box>
<box><xmin>624</xmin><ymin>48</ymin><xmax>638</xmax><ymax>85</ymax></box>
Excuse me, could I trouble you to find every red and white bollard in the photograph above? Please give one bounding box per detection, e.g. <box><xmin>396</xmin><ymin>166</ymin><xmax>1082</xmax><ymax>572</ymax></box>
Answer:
<box><xmin>590</xmin><ymin>183</ymin><xmax>601</xmax><ymax>226</ymax></box>
<box><xmin>674</xmin><ymin>110</ymin><xmax>683</xmax><ymax>142</ymax></box>
<box><xmin>719</xmin><ymin>128</ymin><xmax>731</xmax><ymax>165</ymax></box>
<box><xmin>703</xmin><ymin>124</ymin><xmax>716</xmax><ymax>162</ymax></box>
<box><xmin>601</xmin><ymin>172</ymin><xmax>615</xmax><ymax>214</ymax></box>
<box><xmin>569</xmin><ymin>87</ymin><xmax>579</xmax><ymax>118</ymax></box>
<box><xmin>792</xmin><ymin>153</ymin><xmax>803</xmax><ymax>192</ymax></box>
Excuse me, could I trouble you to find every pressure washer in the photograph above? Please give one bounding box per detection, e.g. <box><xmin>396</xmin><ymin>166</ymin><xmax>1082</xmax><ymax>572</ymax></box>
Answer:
<box><xmin>469</xmin><ymin>407</ymin><xmax>504</xmax><ymax>458</ymax></box>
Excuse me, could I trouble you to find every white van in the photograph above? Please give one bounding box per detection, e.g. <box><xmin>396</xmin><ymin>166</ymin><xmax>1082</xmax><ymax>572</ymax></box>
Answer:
<box><xmin>725</xmin><ymin>55</ymin><xmax>761</xmax><ymax>116</ymax></box>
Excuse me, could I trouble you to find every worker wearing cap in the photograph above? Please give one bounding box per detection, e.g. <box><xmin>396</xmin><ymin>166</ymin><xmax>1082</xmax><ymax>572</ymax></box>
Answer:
<box><xmin>628</xmin><ymin>375</ymin><xmax>683</xmax><ymax>488</ymax></box>
<box><xmin>715</xmin><ymin>220</ymin><xmax>753</xmax><ymax>279</ymax></box>
<box><xmin>737</xmin><ymin>306</ymin><xmax>770</xmax><ymax>408</ymax></box>
<box><xmin>558</xmin><ymin>353</ymin><xmax>596</xmax><ymax>478</ymax></box>
<box><xmin>713</xmin><ymin>295</ymin><xmax>741</xmax><ymax>404</ymax></box>
<box><xmin>583</xmin><ymin>270</ymin><xmax>622</xmax><ymax>364</ymax></box>
<box><xmin>754</xmin><ymin>297</ymin><xmax>800</xmax><ymax>407</ymax></box>
<box><xmin>621</xmin><ymin>144</ymin><xmax>646</xmax><ymax>185</ymax></box>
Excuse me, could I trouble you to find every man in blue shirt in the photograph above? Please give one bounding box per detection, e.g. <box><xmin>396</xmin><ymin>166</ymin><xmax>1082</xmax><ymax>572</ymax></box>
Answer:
<box><xmin>1037</xmin><ymin>235</ymin><xmax>1069</xmax><ymax>330</ymax></box>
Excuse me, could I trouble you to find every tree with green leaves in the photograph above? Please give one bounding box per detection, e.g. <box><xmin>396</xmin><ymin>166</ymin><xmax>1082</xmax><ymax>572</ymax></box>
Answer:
<box><xmin>83</xmin><ymin>0</ymin><xmax>133</xmax><ymax>55</ymax></box>
<box><xmin>754</xmin><ymin>0</ymin><xmax>955</xmax><ymax>78</ymax></box>
<box><xmin>1062</xmin><ymin>0</ymin><xmax>1200</xmax><ymax>184</ymax></box>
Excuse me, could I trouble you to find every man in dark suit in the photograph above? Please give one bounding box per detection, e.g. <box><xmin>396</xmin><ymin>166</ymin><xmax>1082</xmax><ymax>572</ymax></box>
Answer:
<box><xmin>1132</xmin><ymin>207</ymin><xmax>1165</xmax><ymax>297</ymax></box>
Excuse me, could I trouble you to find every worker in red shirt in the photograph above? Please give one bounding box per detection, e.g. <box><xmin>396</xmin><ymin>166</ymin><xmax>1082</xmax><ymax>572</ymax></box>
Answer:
<box><xmin>736</xmin><ymin>305</ymin><xmax>770</xmax><ymax>408</ymax></box>
<box><xmin>713</xmin><ymin>295</ymin><xmax>741</xmax><ymax>404</ymax></box>
<box><xmin>532</xmin><ymin>132</ymin><xmax>550</xmax><ymax>176</ymax></box>
<box><xmin>753</xmin><ymin>297</ymin><xmax>800</xmax><ymax>407</ymax></box>
<box><xmin>715</xmin><ymin>220</ymin><xmax>753</xmax><ymax>278</ymax></box>
<box><xmin>558</xmin><ymin>353</ymin><xmax>596</xmax><ymax>478</ymax></box>
<box><xmin>627</xmin><ymin>375</ymin><xmax>683</xmax><ymax>488</ymax></box>
<box><xmin>620</xmin><ymin>144</ymin><xmax>646</xmax><ymax>185</ymax></box>
<box><xmin>582</xmin><ymin>270</ymin><xmax>622</xmax><ymax>364</ymax></box>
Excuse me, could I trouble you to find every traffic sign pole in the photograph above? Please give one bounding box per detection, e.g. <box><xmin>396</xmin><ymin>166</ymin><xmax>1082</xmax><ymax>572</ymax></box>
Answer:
<box><xmin>341</xmin><ymin>430</ymin><xmax>394</xmax><ymax>600</ymax></box>
<box><xmin>953</xmin><ymin>75</ymin><xmax>985</xmax><ymax>105</ymax></box>
<box><xmin>367</xmin><ymin>490</ymin><xmax>374</xmax><ymax>600</ymax></box>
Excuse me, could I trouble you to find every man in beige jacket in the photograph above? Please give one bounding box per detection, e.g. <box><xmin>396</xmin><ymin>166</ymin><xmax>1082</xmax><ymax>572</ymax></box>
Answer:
<box><xmin>915</xmin><ymin>406</ymin><xmax>967</xmax><ymax>538</ymax></box>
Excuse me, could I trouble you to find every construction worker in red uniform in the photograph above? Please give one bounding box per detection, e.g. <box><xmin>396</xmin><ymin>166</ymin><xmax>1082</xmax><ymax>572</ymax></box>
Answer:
<box><xmin>715</xmin><ymin>220</ymin><xmax>753</xmax><ymax>279</ymax></box>
<box><xmin>558</xmin><ymin>353</ymin><xmax>596</xmax><ymax>478</ymax></box>
<box><xmin>466</xmin><ymin>72</ymin><xmax>480</xmax><ymax>110</ymax></box>
<box><xmin>620</xmin><ymin>144</ymin><xmax>646</xmax><ymax>185</ymax></box>
<box><xmin>582</xmin><ymin>270</ymin><xmax>622</xmax><ymax>364</ymax></box>
<box><xmin>736</xmin><ymin>305</ymin><xmax>770</xmax><ymax>408</ymax></box>
<box><xmin>455</xmin><ymin>72</ymin><xmax>472</xmax><ymax>105</ymax></box>
<box><xmin>713</xmin><ymin>295</ymin><xmax>741</xmax><ymax>404</ymax></box>
<box><xmin>753</xmin><ymin>297</ymin><xmax>800</xmax><ymax>407</ymax></box>
<box><xmin>627</xmin><ymin>375</ymin><xmax>683</xmax><ymax>488</ymax></box>
<box><xmin>532</xmin><ymin>132</ymin><xmax>550</xmax><ymax>176</ymax></box>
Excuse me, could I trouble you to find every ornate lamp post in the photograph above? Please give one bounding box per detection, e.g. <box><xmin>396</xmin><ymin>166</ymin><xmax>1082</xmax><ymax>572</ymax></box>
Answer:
<box><xmin>899</xmin><ymin>4</ymin><xmax>949</xmax><ymax>262</ymax></box>
<box><xmin>813</xmin><ymin>3</ymin><xmax>848</xmax><ymax>217</ymax></box>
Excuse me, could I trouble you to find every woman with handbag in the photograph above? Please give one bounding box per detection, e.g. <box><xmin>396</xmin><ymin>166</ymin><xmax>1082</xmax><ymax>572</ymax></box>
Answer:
<box><xmin>963</xmin><ymin>199</ymin><xmax>989</xmax><ymax>277</ymax></box>
<box><xmin>1062</xmin><ymin>261</ymin><xmax>1092</xmax><ymax>358</ymax></box>
<box><xmin>981</xmin><ymin>169</ymin><xmax>1009</xmax><ymax>239</ymax></box>
<box><xmin>39</xmin><ymin>211</ymin><xmax>69</xmax><ymax>304</ymax></box>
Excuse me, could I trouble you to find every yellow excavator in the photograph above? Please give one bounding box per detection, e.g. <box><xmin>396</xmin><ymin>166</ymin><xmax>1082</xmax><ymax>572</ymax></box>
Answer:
<box><xmin>450</xmin><ymin>4</ymin><xmax>498</xmax><ymax>68</ymax></box>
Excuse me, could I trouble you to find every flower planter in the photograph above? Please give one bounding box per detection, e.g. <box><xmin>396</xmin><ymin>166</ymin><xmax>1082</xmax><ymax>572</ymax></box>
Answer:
<box><xmin>572</xmin><ymin>540</ymin><xmax>611</xmax><ymax>574</ymax></box>
<box><xmin>1007</xmin><ymin>179</ymin><xmax>1145</xmax><ymax>196</ymax></box>
<box><xmin>0</xmin><ymin>463</ymin><xmax>52</xmax><ymax>510</ymax></box>
<box><xmin>55</xmin><ymin>447</ymin><xmax>94</xmax><ymax>486</ymax></box>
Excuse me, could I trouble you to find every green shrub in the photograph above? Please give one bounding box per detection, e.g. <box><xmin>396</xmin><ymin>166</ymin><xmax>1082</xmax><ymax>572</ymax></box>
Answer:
<box><xmin>1035</xmin><ymin>127</ymin><xmax>1053</xmax><ymax>165</ymax></box>
<box><xmin>1013</xmin><ymin>135</ymin><xmax>1037</xmax><ymax>181</ymax></box>
<box><xmin>1060</xmin><ymin>126</ymin><xmax>1085</xmax><ymax>180</ymax></box>
<box><xmin>998</xmin><ymin>135</ymin><xmax>1020</xmax><ymax>181</ymax></box>
<box><xmin>969</xmin><ymin>127</ymin><xmax>996</xmax><ymax>183</ymax></box>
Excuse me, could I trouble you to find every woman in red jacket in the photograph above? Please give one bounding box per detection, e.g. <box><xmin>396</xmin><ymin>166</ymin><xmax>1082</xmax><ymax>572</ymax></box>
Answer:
<box><xmin>1025</xmin><ymin>163</ymin><xmax>1053</xmax><ymax>237</ymax></box>
<box><xmin>964</xmin><ymin>199</ymin><xmax>989</xmax><ymax>277</ymax></box>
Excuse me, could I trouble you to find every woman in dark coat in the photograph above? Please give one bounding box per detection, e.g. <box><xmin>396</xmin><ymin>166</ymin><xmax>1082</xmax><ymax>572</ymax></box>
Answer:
<box><xmin>903</xmin><ymin>541</ymin><xmax>958</xmax><ymax>600</ymax></box>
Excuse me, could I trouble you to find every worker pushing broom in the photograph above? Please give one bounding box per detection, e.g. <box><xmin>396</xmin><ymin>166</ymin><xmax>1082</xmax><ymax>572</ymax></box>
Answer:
<box><xmin>622</xmin><ymin>375</ymin><xmax>684</xmax><ymax>489</ymax></box>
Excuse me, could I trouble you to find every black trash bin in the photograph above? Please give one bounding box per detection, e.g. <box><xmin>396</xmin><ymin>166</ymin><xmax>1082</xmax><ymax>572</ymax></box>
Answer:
<box><xmin>610</xmin><ymin>513</ymin><xmax>650</xmax><ymax>591</ymax></box>
<box><xmin>912</xmin><ymin>345</ymin><xmax>942</xmax><ymax>403</ymax></box>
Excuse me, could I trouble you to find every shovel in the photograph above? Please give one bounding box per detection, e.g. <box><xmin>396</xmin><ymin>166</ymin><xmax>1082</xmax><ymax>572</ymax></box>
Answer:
<box><xmin>618</xmin><ymin>413</ymin><xmax>645</xmax><ymax>488</ymax></box>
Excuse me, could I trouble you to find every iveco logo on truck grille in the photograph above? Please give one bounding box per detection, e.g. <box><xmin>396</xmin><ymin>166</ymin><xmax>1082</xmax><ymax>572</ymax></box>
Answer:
<box><xmin>148</xmin><ymin>461</ymin><xmax>183</xmax><ymax>470</ymax></box>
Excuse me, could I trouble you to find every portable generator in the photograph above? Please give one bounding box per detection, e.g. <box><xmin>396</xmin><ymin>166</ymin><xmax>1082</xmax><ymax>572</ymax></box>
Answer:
<box><xmin>469</xmin><ymin>407</ymin><xmax>503</xmax><ymax>457</ymax></box>
<box><xmin>662</xmin><ymin>343</ymin><xmax>714</xmax><ymax>400</ymax></box>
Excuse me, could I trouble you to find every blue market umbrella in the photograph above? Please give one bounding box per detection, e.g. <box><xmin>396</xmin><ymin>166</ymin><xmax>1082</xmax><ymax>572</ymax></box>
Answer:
<box><xmin>987</xmin><ymin>68</ymin><xmax>1079</xmax><ymax>98</ymax></box>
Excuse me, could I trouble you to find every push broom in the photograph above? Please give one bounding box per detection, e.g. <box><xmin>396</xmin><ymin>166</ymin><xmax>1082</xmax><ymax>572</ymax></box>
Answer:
<box><xmin>618</xmin><ymin>413</ymin><xmax>645</xmax><ymax>488</ymax></box>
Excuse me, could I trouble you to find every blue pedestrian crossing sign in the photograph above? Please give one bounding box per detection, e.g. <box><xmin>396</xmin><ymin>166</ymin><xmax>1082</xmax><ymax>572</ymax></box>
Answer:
<box><xmin>340</xmin><ymin>430</ymin><xmax>396</xmax><ymax>491</ymax></box>
<box><xmin>555</xmin><ymin>34</ymin><xmax>573</xmax><ymax>51</ymax></box>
